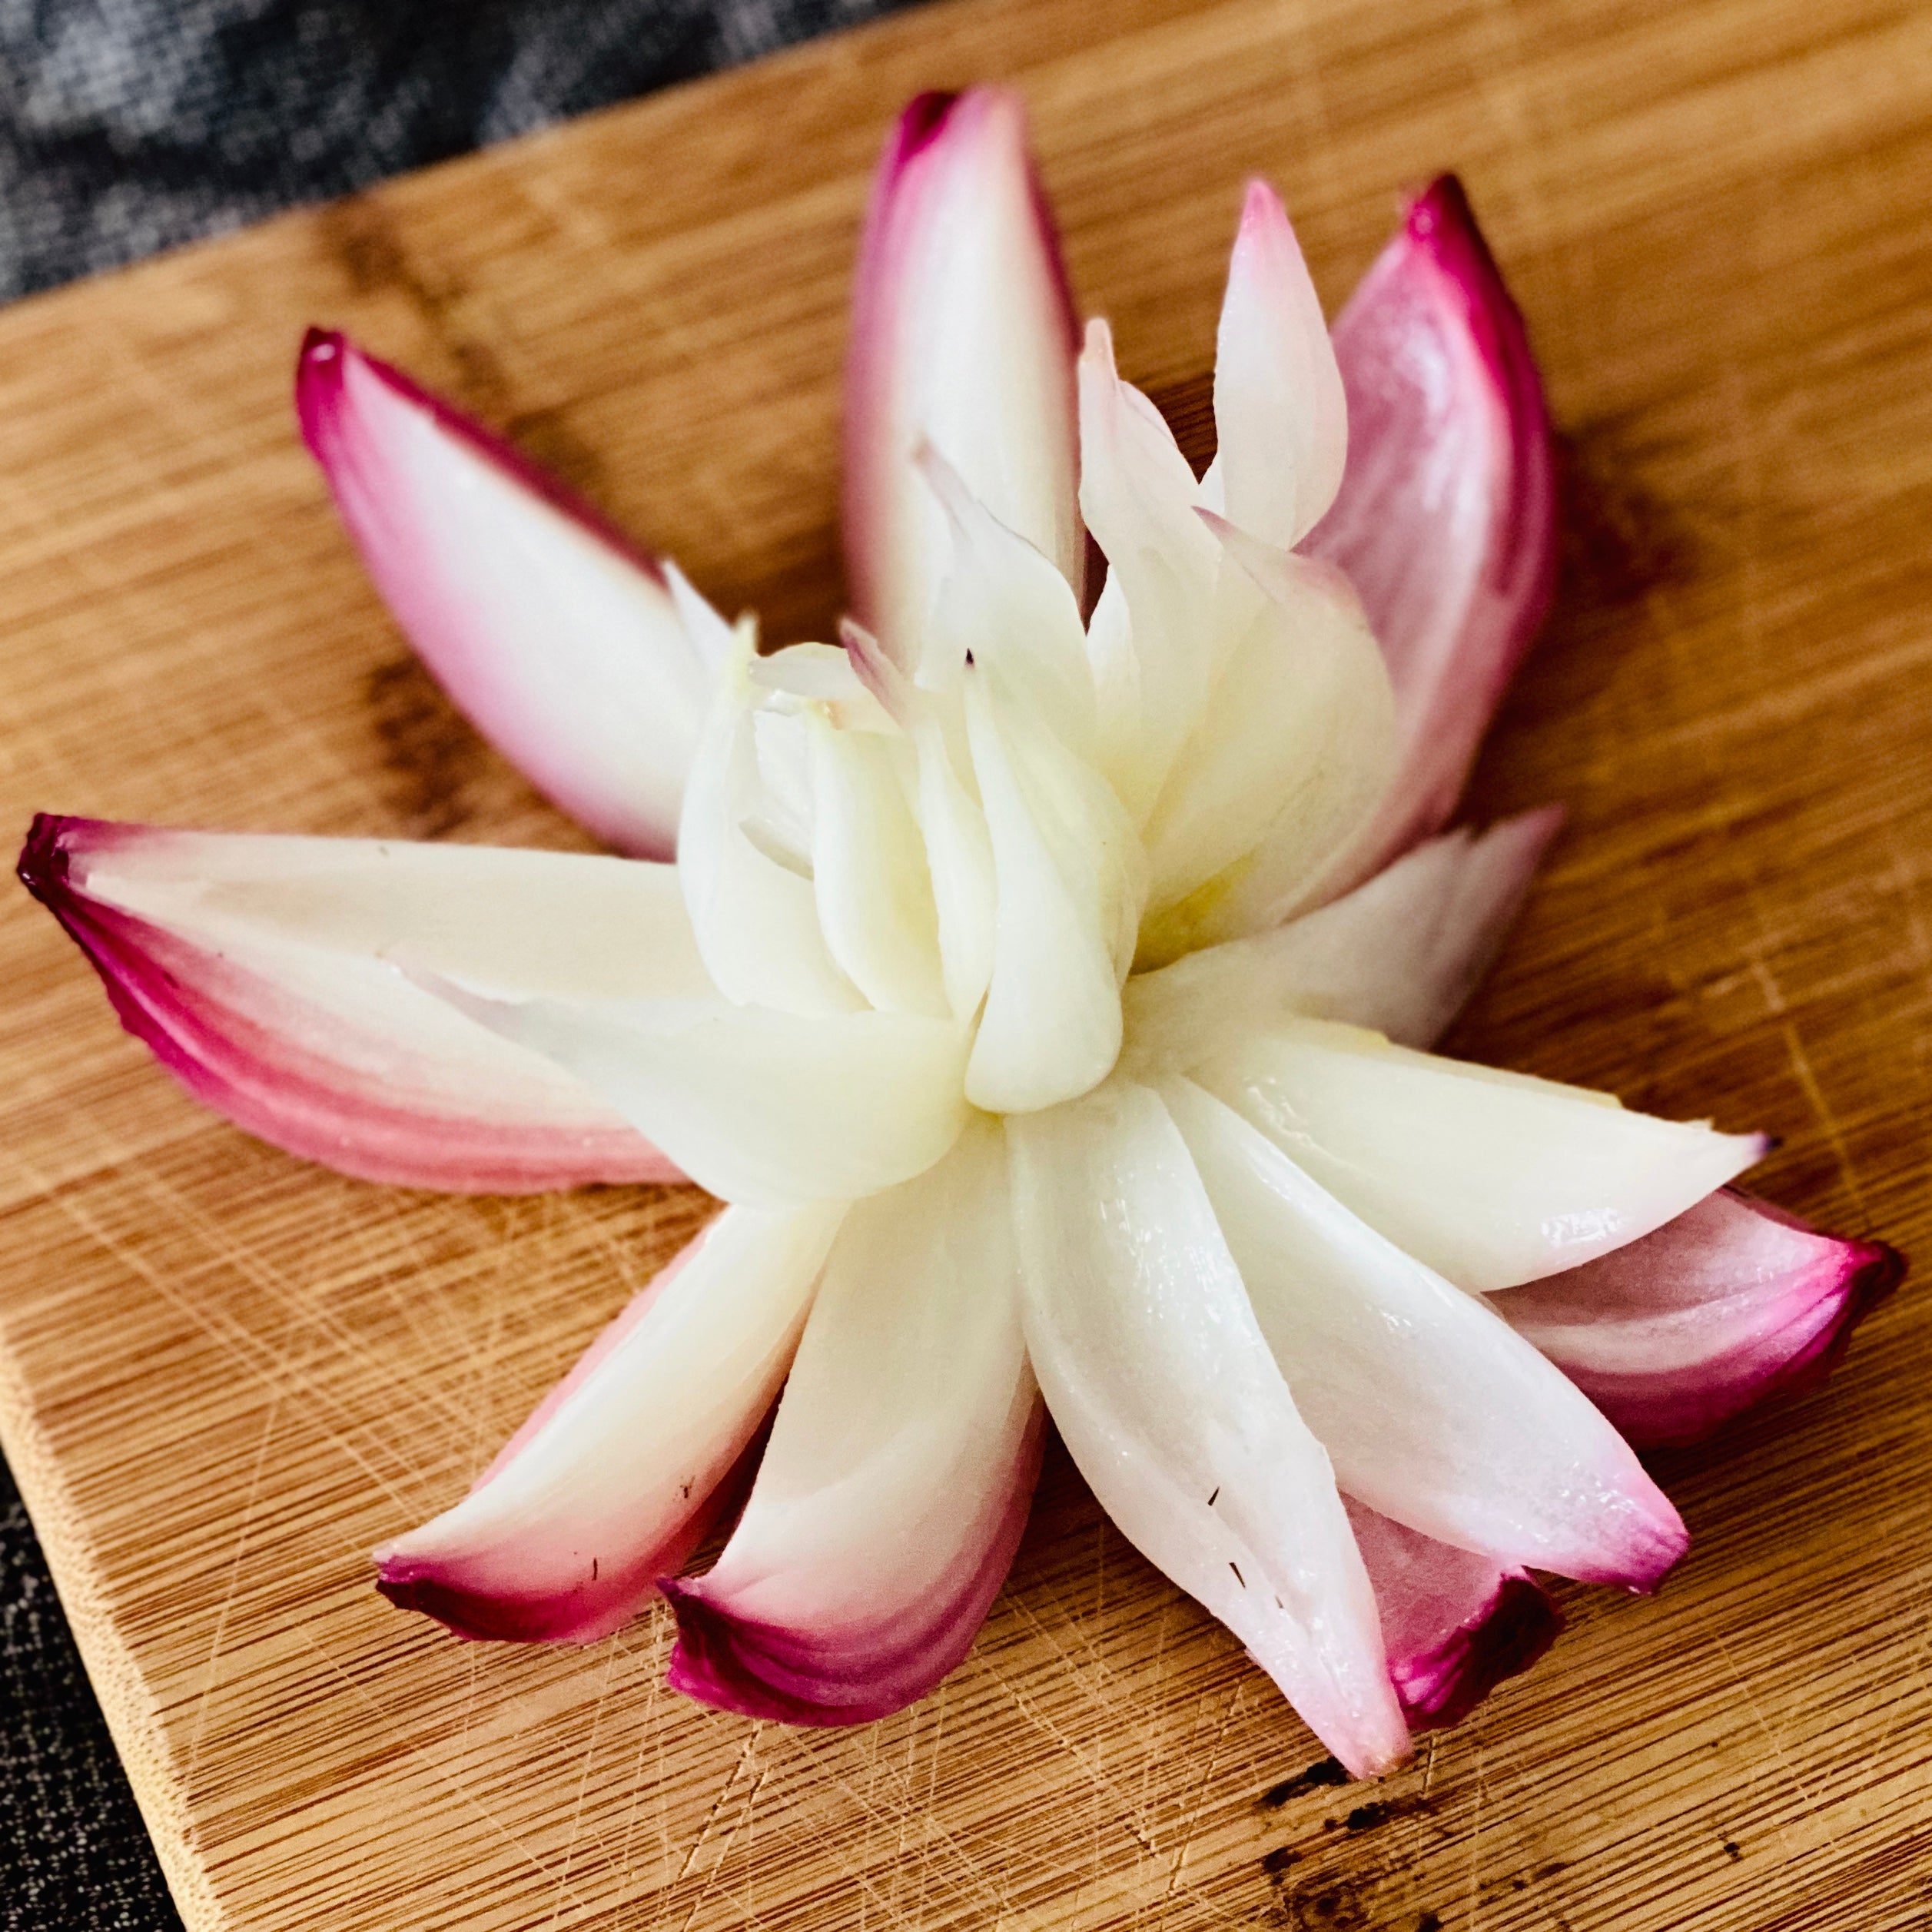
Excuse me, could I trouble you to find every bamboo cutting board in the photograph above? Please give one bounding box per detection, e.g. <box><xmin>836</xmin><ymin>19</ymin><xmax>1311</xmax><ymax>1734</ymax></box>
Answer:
<box><xmin>2</xmin><ymin>0</ymin><xmax>1931</xmax><ymax>1925</ymax></box>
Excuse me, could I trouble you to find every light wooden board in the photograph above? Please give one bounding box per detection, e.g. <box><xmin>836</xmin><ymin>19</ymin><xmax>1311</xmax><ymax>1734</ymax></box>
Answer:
<box><xmin>2</xmin><ymin>0</ymin><xmax>1930</xmax><ymax>1925</ymax></box>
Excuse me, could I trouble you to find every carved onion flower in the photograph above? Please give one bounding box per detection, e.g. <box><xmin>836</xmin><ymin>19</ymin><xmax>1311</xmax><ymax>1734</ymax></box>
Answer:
<box><xmin>19</xmin><ymin>91</ymin><xmax>1900</xmax><ymax>1775</ymax></box>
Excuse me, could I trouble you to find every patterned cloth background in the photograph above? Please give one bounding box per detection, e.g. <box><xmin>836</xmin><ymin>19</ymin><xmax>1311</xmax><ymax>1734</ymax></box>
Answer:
<box><xmin>0</xmin><ymin>2</ymin><xmax>924</xmax><ymax>1924</ymax></box>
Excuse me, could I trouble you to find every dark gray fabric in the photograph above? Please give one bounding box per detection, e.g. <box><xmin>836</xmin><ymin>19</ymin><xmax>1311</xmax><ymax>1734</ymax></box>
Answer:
<box><xmin>3</xmin><ymin>1459</ymin><xmax>181</xmax><ymax>1930</ymax></box>
<box><xmin>0</xmin><ymin>5</ymin><xmax>928</xmax><ymax>1925</ymax></box>
<box><xmin>0</xmin><ymin>0</ymin><xmax>922</xmax><ymax>301</ymax></box>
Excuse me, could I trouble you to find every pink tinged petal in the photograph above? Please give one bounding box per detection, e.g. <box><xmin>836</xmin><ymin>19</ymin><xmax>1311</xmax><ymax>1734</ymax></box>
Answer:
<box><xmin>1345</xmin><ymin>1502</ymin><xmax>1562</xmax><ymax>1731</ymax></box>
<box><xmin>374</xmin><ymin>1203</ymin><xmax>845</xmax><ymax>1642</ymax></box>
<box><xmin>963</xmin><ymin>668</ymin><xmax>1145</xmax><ymax>1114</ymax></box>
<box><xmin>844</xmin><ymin>89</ymin><xmax>1082</xmax><ymax>665</ymax></box>
<box><xmin>1213</xmin><ymin>179</ymin><xmax>1349</xmax><ymax>549</ymax></box>
<box><xmin>1166</xmin><ymin>1079</ymin><xmax>1686</xmax><ymax>1590</ymax></box>
<box><xmin>664</xmin><ymin>1120</ymin><xmax>1042</xmax><ymax>1724</ymax></box>
<box><xmin>838</xmin><ymin>616</ymin><xmax>914</xmax><ymax>722</ymax></box>
<box><xmin>1304</xmin><ymin>177</ymin><xmax>1557</xmax><ymax>891</ymax></box>
<box><xmin>1010</xmin><ymin>1082</ymin><xmax>1409</xmax><ymax>1777</ymax></box>
<box><xmin>430</xmin><ymin>978</ymin><xmax>971</xmax><ymax>1207</ymax></box>
<box><xmin>297</xmin><ymin>331</ymin><xmax>723</xmax><ymax>858</ymax></box>
<box><xmin>18</xmin><ymin>815</ymin><xmax>701</xmax><ymax>1191</ymax></box>
<box><xmin>1076</xmin><ymin>320</ymin><xmax>1223</xmax><ymax>818</ymax></box>
<box><xmin>1196</xmin><ymin>1017</ymin><xmax>1768</xmax><ymax>1292</ymax></box>
<box><xmin>1121</xmin><ymin>808</ymin><xmax>1562</xmax><ymax>1075</ymax></box>
<box><xmin>1492</xmin><ymin>1190</ymin><xmax>1906</xmax><ymax>1449</ymax></box>
<box><xmin>1136</xmin><ymin>525</ymin><xmax>1397</xmax><ymax>964</ymax></box>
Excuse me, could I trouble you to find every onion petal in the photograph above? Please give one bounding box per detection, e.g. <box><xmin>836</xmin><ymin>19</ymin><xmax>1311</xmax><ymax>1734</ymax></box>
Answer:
<box><xmin>676</xmin><ymin>637</ymin><xmax>868</xmax><ymax>1017</ymax></box>
<box><xmin>906</xmin><ymin>707</ymin><xmax>998</xmax><ymax>1024</ymax></box>
<box><xmin>918</xmin><ymin>444</ymin><xmax>1096</xmax><ymax>754</ymax></box>
<box><xmin>17</xmin><ymin>814</ymin><xmax>697</xmax><ymax>1191</ymax></box>
<box><xmin>964</xmin><ymin>669</ymin><xmax>1144</xmax><ymax>1114</ymax></box>
<box><xmin>298</xmin><ymin>330</ymin><xmax>725</xmax><ymax>858</ymax></box>
<box><xmin>1346</xmin><ymin>1501</ymin><xmax>1562</xmax><ymax>1731</ymax></box>
<box><xmin>1075</xmin><ymin>320</ymin><xmax>1223</xmax><ymax>818</ymax></box>
<box><xmin>374</xmin><ymin>1203</ymin><xmax>843</xmax><ymax>1642</ymax></box>
<box><xmin>1010</xmin><ymin>1082</ymin><xmax>1409</xmax><ymax>1777</ymax></box>
<box><xmin>805</xmin><ymin>712</ymin><xmax>948</xmax><ymax>1017</ymax></box>
<box><xmin>1305</xmin><ymin>177</ymin><xmax>1557</xmax><ymax>891</ymax></box>
<box><xmin>1121</xmin><ymin>807</ymin><xmax>1562</xmax><ymax>1073</ymax></box>
<box><xmin>1167</xmin><ymin>1078</ymin><xmax>1687</xmax><ymax>1588</ymax></box>
<box><xmin>1212</xmin><ymin>179</ymin><xmax>1349</xmax><ymax>549</ymax></box>
<box><xmin>844</xmin><ymin>90</ymin><xmax>1082</xmax><ymax>667</ymax></box>
<box><xmin>1137</xmin><ymin>528</ymin><xmax>1396</xmax><ymax>960</ymax></box>
<box><xmin>427</xmin><ymin>980</ymin><xmax>970</xmax><ymax>1207</ymax></box>
<box><xmin>1493</xmin><ymin>1189</ymin><xmax>1906</xmax><ymax>1448</ymax></box>
<box><xmin>1196</xmin><ymin>1017</ymin><xmax>1768</xmax><ymax>1290</ymax></box>
<box><xmin>664</xmin><ymin>1120</ymin><xmax>1041</xmax><ymax>1723</ymax></box>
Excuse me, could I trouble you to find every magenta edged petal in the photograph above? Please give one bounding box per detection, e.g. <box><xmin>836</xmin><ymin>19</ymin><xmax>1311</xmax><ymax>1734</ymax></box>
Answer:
<box><xmin>18</xmin><ymin>813</ymin><xmax>688</xmax><ymax>1192</ymax></box>
<box><xmin>844</xmin><ymin>88</ymin><xmax>1082</xmax><ymax>663</ymax></box>
<box><xmin>376</xmin><ymin>1559</ymin><xmax>653</xmax><ymax>1645</ymax></box>
<box><xmin>1309</xmin><ymin>175</ymin><xmax>1557</xmax><ymax>889</ymax></box>
<box><xmin>298</xmin><ymin>330</ymin><xmax>721</xmax><ymax>857</ymax></box>
<box><xmin>662</xmin><ymin>1403</ymin><xmax>1044</xmax><ymax>1726</ymax></box>
<box><xmin>1495</xmin><ymin>1190</ymin><xmax>1907</xmax><ymax>1449</ymax></box>
<box><xmin>1346</xmin><ymin>1502</ymin><xmax>1562</xmax><ymax>1730</ymax></box>
<box><xmin>297</xmin><ymin>329</ymin><xmax>666</xmax><ymax>572</ymax></box>
<box><xmin>375</xmin><ymin>1423</ymin><xmax>756</xmax><ymax>1646</ymax></box>
<box><xmin>373</xmin><ymin>1204</ymin><xmax>845</xmax><ymax>1645</ymax></box>
<box><xmin>660</xmin><ymin>1126</ymin><xmax>1042</xmax><ymax>1726</ymax></box>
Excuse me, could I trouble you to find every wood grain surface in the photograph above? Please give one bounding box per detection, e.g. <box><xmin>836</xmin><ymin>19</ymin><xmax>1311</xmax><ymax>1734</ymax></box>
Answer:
<box><xmin>2</xmin><ymin>0</ymin><xmax>1930</xmax><ymax>1926</ymax></box>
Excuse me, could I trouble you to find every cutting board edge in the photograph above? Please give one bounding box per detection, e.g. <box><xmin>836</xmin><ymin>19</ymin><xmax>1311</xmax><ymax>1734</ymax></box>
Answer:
<box><xmin>0</xmin><ymin>1334</ymin><xmax>227</xmax><ymax>1932</ymax></box>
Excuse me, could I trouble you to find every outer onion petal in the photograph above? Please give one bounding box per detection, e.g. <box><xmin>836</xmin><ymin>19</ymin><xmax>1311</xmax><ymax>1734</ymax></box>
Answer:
<box><xmin>1167</xmin><ymin>1079</ymin><xmax>1686</xmax><ymax>1588</ymax></box>
<box><xmin>1010</xmin><ymin>1082</ymin><xmax>1409</xmax><ymax>1778</ymax></box>
<box><xmin>1493</xmin><ymin>1190</ymin><xmax>1906</xmax><ymax>1448</ymax></box>
<box><xmin>1346</xmin><ymin>1502</ymin><xmax>1562</xmax><ymax>1731</ymax></box>
<box><xmin>664</xmin><ymin>1120</ymin><xmax>1042</xmax><ymax>1723</ymax></box>
<box><xmin>1212</xmin><ymin>179</ymin><xmax>1349</xmax><ymax>549</ymax></box>
<box><xmin>298</xmin><ymin>330</ymin><xmax>725</xmax><ymax>858</ymax></box>
<box><xmin>1121</xmin><ymin>808</ymin><xmax>1562</xmax><ymax>1074</ymax></box>
<box><xmin>1197</xmin><ymin>1017</ymin><xmax>1768</xmax><ymax>1291</ymax></box>
<box><xmin>844</xmin><ymin>89</ymin><xmax>1082</xmax><ymax>666</ymax></box>
<box><xmin>1306</xmin><ymin>176</ymin><xmax>1557</xmax><ymax>892</ymax></box>
<box><xmin>375</xmin><ymin>1204</ymin><xmax>844</xmax><ymax>1642</ymax></box>
<box><xmin>17</xmin><ymin>815</ymin><xmax>695</xmax><ymax>1191</ymax></box>
<box><xmin>430</xmin><ymin>982</ymin><xmax>970</xmax><ymax>1207</ymax></box>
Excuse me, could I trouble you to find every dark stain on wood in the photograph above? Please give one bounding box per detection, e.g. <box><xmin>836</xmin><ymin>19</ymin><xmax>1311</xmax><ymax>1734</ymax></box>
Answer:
<box><xmin>317</xmin><ymin>197</ymin><xmax>508</xmax><ymax>412</ymax></box>
<box><xmin>1260</xmin><ymin>1758</ymin><xmax>1351</xmax><ymax>1808</ymax></box>
<box><xmin>362</xmin><ymin>656</ymin><xmax>486</xmax><ymax>838</ymax></box>
<box><xmin>1555</xmin><ymin>420</ymin><xmax>1699</xmax><ymax>612</ymax></box>
<box><xmin>1333</xmin><ymin>1795</ymin><xmax>1433</xmax><ymax>1834</ymax></box>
